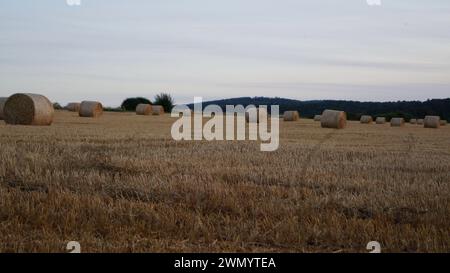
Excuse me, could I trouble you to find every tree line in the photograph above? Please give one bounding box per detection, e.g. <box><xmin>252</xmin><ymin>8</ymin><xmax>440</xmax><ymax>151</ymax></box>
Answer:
<box><xmin>187</xmin><ymin>97</ymin><xmax>450</xmax><ymax>121</ymax></box>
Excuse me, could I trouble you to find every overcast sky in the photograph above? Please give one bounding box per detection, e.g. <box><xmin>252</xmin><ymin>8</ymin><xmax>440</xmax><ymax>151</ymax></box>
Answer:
<box><xmin>0</xmin><ymin>0</ymin><xmax>449</xmax><ymax>106</ymax></box>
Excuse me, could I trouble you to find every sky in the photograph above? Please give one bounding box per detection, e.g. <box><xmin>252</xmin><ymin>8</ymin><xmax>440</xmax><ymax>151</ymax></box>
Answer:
<box><xmin>0</xmin><ymin>0</ymin><xmax>449</xmax><ymax>106</ymax></box>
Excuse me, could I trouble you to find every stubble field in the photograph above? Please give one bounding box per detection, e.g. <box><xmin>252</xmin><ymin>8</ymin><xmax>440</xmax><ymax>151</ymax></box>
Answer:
<box><xmin>0</xmin><ymin>111</ymin><xmax>449</xmax><ymax>252</ymax></box>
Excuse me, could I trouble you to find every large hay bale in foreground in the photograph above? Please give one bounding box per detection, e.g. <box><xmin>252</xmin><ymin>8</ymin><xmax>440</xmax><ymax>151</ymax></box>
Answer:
<box><xmin>360</xmin><ymin>115</ymin><xmax>373</xmax><ymax>124</ymax></box>
<box><xmin>0</xmin><ymin>97</ymin><xmax>8</xmax><ymax>120</ymax></box>
<box><xmin>314</xmin><ymin>115</ymin><xmax>321</xmax><ymax>121</ymax></box>
<box><xmin>424</xmin><ymin>116</ymin><xmax>440</xmax><ymax>128</ymax></box>
<box><xmin>66</xmin><ymin>102</ymin><xmax>81</xmax><ymax>112</ymax></box>
<box><xmin>410</xmin><ymin>119</ymin><xmax>417</xmax><ymax>124</ymax></box>
<box><xmin>79</xmin><ymin>101</ymin><xmax>103</xmax><ymax>118</ymax></box>
<box><xmin>440</xmin><ymin>120</ymin><xmax>447</xmax><ymax>126</ymax></box>
<box><xmin>3</xmin><ymin>93</ymin><xmax>54</xmax><ymax>125</ymax></box>
<box><xmin>283</xmin><ymin>110</ymin><xmax>299</xmax><ymax>121</ymax></box>
<box><xmin>246</xmin><ymin>108</ymin><xmax>268</xmax><ymax>123</ymax></box>
<box><xmin>152</xmin><ymin>105</ymin><xmax>165</xmax><ymax>115</ymax></box>
<box><xmin>390</xmin><ymin>118</ymin><xmax>405</xmax><ymax>127</ymax></box>
<box><xmin>321</xmin><ymin>109</ymin><xmax>346</xmax><ymax>129</ymax></box>
<box><xmin>136</xmin><ymin>104</ymin><xmax>153</xmax><ymax>115</ymax></box>
<box><xmin>375</xmin><ymin>117</ymin><xmax>386</xmax><ymax>124</ymax></box>
<box><xmin>417</xmin><ymin>119</ymin><xmax>424</xmax><ymax>125</ymax></box>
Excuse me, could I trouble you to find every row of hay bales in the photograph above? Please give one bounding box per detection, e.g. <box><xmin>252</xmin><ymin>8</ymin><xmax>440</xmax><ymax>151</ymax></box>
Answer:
<box><xmin>282</xmin><ymin>109</ymin><xmax>347</xmax><ymax>129</ymax></box>
<box><xmin>135</xmin><ymin>104</ymin><xmax>165</xmax><ymax>115</ymax></box>
<box><xmin>309</xmin><ymin>112</ymin><xmax>448</xmax><ymax>129</ymax></box>
<box><xmin>0</xmin><ymin>93</ymin><xmax>167</xmax><ymax>126</ymax></box>
<box><xmin>358</xmin><ymin>115</ymin><xmax>446</xmax><ymax>128</ymax></box>
<box><xmin>0</xmin><ymin>93</ymin><xmax>106</xmax><ymax>126</ymax></box>
<box><xmin>62</xmin><ymin>101</ymin><xmax>103</xmax><ymax>118</ymax></box>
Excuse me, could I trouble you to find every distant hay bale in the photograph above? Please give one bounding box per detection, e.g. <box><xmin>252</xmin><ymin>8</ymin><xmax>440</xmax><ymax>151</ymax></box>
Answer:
<box><xmin>66</xmin><ymin>102</ymin><xmax>81</xmax><ymax>112</ymax></box>
<box><xmin>375</xmin><ymin>117</ymin><xmax>386</xmax><ymax>124</ymax></box>
<box><xmin>417</xmin><ymin>119</ymin><xmax>424</xmax><ymax>125</ymax></box>
<box><xmin>410</xmin><ymin>119</ymin><xmax>417</xmax><ymax>124</ymax></box>
<box><xmin>440</xmin><ymin>120</ymin><xmax>447</xmax><ymax>126</ymax></box>
<box><xmin>283</xmin><ymin>110</ymin><xmax>299</xmax><ymax>121</ymax></box>
<box><xmin>0</xmin><ymin>97</ymin><xmax>8</xmax><ymax>120</ymax></box>
<box><xmin>424</xmin><ymin>116</ymin><xmax>440</xmax><ymax>128</ymax></box>
<box><xmin>152</xmin><ymin>105</ymin><xmax>165</xmax><ymax>115</ymax></box>
<box><xmin>360</xmin><ymin>115</ymin><xmax>373</xmax><ymax>124</ymax></box>
<box><xmin>79</xmin><ymin>101</ymin><xmax>103</xmax><ymax>118</ymax></box>
<box><xmin>390</xmin><ymin>118</ymin><xmax>405</xmax><ymax>127</ymax></box>
<box><xmin>314</xmin><ymin>115</ymin><xmax>321</xmax><ymax>121</ymax></box>
<box><xmin>136</xmin><ymin>104</ymin><xmax>153</xmax><ymax>115</ymax></box>
<box><xmin>246</xmin><ymin>108</ymin><xmax>268</xmax><ymax>123</ymax></box>
<box><xmin>320</xmin><ymin>109</ymin><xmax>346</xmax><ymax>129</ymax></box>
<box><xmin>3</xmin><ymin>93</ymin><xmax>54</xmax><ymax>126</ymax></box>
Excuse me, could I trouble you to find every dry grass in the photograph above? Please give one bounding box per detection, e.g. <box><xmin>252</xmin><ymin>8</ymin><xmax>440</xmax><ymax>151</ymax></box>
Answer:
<box><xmin>0</xmin><ymin>111</ymin><xmax>449</xmax><ymax>253</ymax></box>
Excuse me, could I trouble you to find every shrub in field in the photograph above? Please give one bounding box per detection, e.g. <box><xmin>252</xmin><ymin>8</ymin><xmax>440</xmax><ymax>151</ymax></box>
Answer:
<box><xmin>121</xmin><ymin>97</ymin><xmax>152</xmax><ymax>111</ymax></box>
<box><xmin>154</xmin><ymin>93</ymin><xmax>174</xmax><ymax>113</ymax></box>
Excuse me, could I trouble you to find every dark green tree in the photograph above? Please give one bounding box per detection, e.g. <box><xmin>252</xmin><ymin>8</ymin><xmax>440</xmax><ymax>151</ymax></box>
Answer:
<box><xmin>121</xmin><ymin>97</ymin><xmax>151</xmax><ymax>111</ymax></box>
<box><xmin>53</xmin><ymin>102</ymin><xmax>63</xmax><ymax>110</ymax></box>
<box><xmin>154</xmin><ymin>93</ymin><xmax>175</xmax><ymax>112</ymax></box>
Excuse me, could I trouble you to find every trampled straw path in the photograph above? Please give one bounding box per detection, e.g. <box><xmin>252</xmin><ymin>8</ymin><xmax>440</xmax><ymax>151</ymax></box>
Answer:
<box><xmin>405</xmin><ymin>133</ymin><xmax>416</xmax><ymax>159</ymax></box>
<box><xmin>298</xmin><ymin>131</ymin><xmax>337</xmax><ymax>184</ymax></box>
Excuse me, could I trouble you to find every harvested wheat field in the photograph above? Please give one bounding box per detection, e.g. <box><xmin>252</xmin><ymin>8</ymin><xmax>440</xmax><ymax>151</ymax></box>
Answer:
<box><xmin>0</xmin><ymin>111</ymin><xmax>449</xmax><ymax>253</ymax></box>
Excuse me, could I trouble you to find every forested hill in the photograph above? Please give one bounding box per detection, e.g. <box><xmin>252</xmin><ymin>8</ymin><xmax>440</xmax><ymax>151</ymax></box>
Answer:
<box><xmin>187</xmin><ymin>97</ymin><xmax>450</xmax><ymax>121</ymax></box>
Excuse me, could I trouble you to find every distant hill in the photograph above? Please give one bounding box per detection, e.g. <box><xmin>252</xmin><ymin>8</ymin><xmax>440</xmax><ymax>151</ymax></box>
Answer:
<box><xmin>186</xmin><ymin>97</ymin><xmax>450</xmax><ymax>121</ymax></box>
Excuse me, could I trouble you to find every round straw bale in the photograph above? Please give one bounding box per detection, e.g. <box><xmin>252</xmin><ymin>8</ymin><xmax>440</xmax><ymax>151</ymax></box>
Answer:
<box><xmin>424</xmin><ymin>116</ymin><xmax>440</xmax><ymax>128</ymax></box>
<box><xmin>152</xmin><ymin>105</ymin><xmax>165</xmax><ymax>115</ymax></box>
<box><xmin>283</xmin><ymin>110</ymin><xmax>299</xmax><ymax>121</ymax></box>
<box><xmin>390</xmin><ymin>118</ymin><xmax>405</xmax><ymax>127</ymax></box>
<box><xmin>417</xmin><ymin>119</ymin><xmax>424</xmax><ymax>125</ymax></box>
<box><xmin>136</xmin><ymin>104</ymin><xmax>153</xmax><ymax>115</ymax></box>
<box><xmin>320</xmin><ymin>110</ymin><xmax>346</xmax><ymax>129</ymax></box>
<box><xmin>79</xmin><ymin>101</ymin><xmax>103</xmax><ymax>118</ymax></box>
<box><xmin>246</xmin><ymin>108</ymin><xmax>268</xmax><ymax>123</ymax></box>
<box><xmin>410</xmin><ymin>119</ymin><xmax>417</xmax><ymax>124</ymax></box>
<box><xmin>0</xmin><ymin>97</ymin><xmax>8</xmax><ymax>120</ymax></box>
<box><xmin>360</xmin><ymin>115</ymin><xmax>373</xmax><ymax>124</ymax></box>
<box><xmin>314</xmin><ymin>115</ymin><xmax>321</xmax><ymax>121</ymax></box>
<box><xmin>440</xmin><ymin>120</ymin><xmax>447</xmax><ymax>126</ymax></box>
<box><xmin>66</xmin><ymin>102</ymin><xmax>81</xmax><ymax>112</ymax></box>
<box><xmin>375</xmin><ymin>117</ymin><xmax>386</xmax><ymax>124</ymax></box>
<box><xmin>3</xmin><ymin>93</ymin><xmax>54</xmax><ymax>125</ymax></box>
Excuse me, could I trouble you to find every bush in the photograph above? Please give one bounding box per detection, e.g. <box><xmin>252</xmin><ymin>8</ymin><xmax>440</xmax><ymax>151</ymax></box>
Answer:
<box><xmin>154</xmin><ymin>93</ymin><xmax>174</xmax><ymax>112</ymax></box>
<box><xmin>121</xmin><ymin>97</ymin><xmax>151</xmax><ymax>111</ymax></box>
<box><xmin>53</xmin><ymin>102</ymin><xmax>63</xmax><ymax>110</ymax></box>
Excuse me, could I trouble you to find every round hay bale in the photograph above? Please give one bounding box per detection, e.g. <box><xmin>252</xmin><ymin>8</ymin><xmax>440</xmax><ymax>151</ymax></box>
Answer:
<box><xmin>375</xmin><ymin>117</ymin><xmax>386</xmax><ymax>124</ymax></box>
<box><xmin>390</xmin><ymin>118</ymin><xmax>405</xmax><ymax>127</ymax></box>
<box><xmin>136</xmin><ymin>103</ymin><xmax>153</xmax><ymax>115</ymax></box>
<box><xmin>410</xmin><ymin>119</ymin><xmax>417</xmax><ymax>124</ymax></box>
<box><xmin>360</xmin><ymin>115</ymin><xmax>373</xmax><ymax>124</ymax></box>
<box><xmin>424</xmin><ymin>116</ymin><xmax>440</xmax><ymax>128</ymax></box>
<box><xmin>417</xmin><ymin>119</ymin><xmax>424</xmax><ymax>125</ymax></box>
<box><xmin>320</xmin><ymin>109</ymin><xmax>346</xmax><ymax>129</ymax></box>
<box><xmin>283</xmin><ymin>110</ymin><xmax>299</xmax><ymax>121</ymax></box>
<box><xmin>152</xmin><ymin>105</ymin><xmax>165</xmax><ymax>115</ymax></box>
<box><xmin>440</xmin><ymin>120</ymin><xmax>447</xmax><ymax>126</ymax></box>
<box><xmin>314</xmin><ymin>115</ymin><xmax>321</xmax><ymax>121</ymax></box>
<box><xmin>246</xmin><ymin>108</ymin><xmax>268</xmax><ymax>123</ymax></box>
<box><xmin>66</xmin><ymin>102</ymin><xmax>81</xmax><ymax>112</ymax></box>
<box><xmin>0</xmin><ymin>97</ymin><xmax>8</xmax><ymax>120</ymax></box>
<box><xmin>79</xmin><ymin>101</ymin><xmax>103</xmax><ymax>118</ymax></box>
<box><xmin>3</xmin><ymin>93</ymin><xmax>54</xmax><ymax>126</ymax></box>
